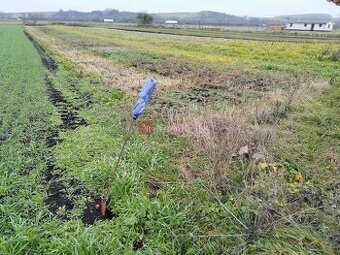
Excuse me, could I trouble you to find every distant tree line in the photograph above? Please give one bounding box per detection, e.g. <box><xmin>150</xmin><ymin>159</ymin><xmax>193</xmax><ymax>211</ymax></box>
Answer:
<box><xmin>51</xmin><ymin>9</ymin><xmax>137</xmax><ymax>23</ymax></box>
<box><xmin>0</xmin><ymin>9</ymin><xmax>339</xmax><ymax>27</ymax></box>
<box><xmin>136</xmin><ymin>12</ymin><xmax>153</xmax><ymax>25</ymax></box>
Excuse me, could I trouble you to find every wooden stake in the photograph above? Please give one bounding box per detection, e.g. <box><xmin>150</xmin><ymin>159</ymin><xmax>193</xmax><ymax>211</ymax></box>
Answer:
<box><xmin>101</xmin><ymin>118</ymin><xmax>135</xmax><ymax>216</ymax></box>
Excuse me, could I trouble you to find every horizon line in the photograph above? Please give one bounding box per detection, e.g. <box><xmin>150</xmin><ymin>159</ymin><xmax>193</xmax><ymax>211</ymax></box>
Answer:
<box><xmin>0</xmin><ymin>9</ymin><xmax>337</xmax><ymax>18</ymax></box>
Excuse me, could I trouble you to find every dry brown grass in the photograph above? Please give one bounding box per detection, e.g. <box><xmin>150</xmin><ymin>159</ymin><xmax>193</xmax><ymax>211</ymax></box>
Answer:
<box><xmin>168</xmin><ymin>106</ymin><xmax>255</xmax><ymax>155</ymax></box>
<box><xmin>167</xmin><ymin>77</ymin><xmax>329</xmax><ymax>184</ymax></box>
<box><xmin>26</xmin><ymin>26</ymin><xmax>182</xmax><ymax>93</ymax></box>
<box><xmin>251</xmin><ymin>78</ymin><xmax>328</xmax><ymax>124</ymax></box>
<box><xmin>26</xmin><ymin>25</ymin><xmax>329</xmax><ymax>186</ymax></box>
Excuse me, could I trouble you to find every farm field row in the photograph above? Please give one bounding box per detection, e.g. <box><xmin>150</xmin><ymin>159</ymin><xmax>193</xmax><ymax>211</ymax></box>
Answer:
<box><xmin>113</xmin><ymin>26</ymin><xmax>339</xmax><ymax>43</ymax></box>
<box><xmin>1</xmin><ymin>23</ymin><xmax>339</xmax><ymax>254</ymax></box>
<box><xmin>1</xmin><ymin>24</ymin><xmax>250</xmax><ymax>254</ymax></box>
<box><xmin>29</xmin><ymin>25</ymin><xmax>340</xmax><ymax>79</ymax></box>
<box><xmin>95</xmin><ymin>24</ymin><xmax>340</xmax><ymax>42</ymax></box>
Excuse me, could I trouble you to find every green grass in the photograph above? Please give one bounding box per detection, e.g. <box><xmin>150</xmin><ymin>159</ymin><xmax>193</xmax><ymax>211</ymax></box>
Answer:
<box><xmin>0</xmin><ymin>24</ymin><xmax>56</xmax><ymax>254</ymax></box>
<box><xmin>0</xmin><ymin>24</ymin><xmax>243</xmax><ymax>254</ymax></box>
<box><xmin>249</xmin><ymin>80</ymin><xmax>340</xmax><ymax>254</ymax></box>
<box><xmin>40</xmin><ymin>25</ymin><xmax>340</xmax><ymax>77</ymax></box>
<box><xmin>276</xmin><ymin>82</ymin><xmax>340</xmax><ymax>181</ymax></box>
<box><xmin>1</xmin><ymin>24</ymin><xmax>339</xmax><ymax>254</ymax></box>
<box><xmin>87</xmin><ymin>23</ymin><xmax>340</xmax><ymax>43</ymax></box>
<box><xmin>49</xmin><ymin>60</ymin><xmax>244</xmax><ymax>255</ymax></box>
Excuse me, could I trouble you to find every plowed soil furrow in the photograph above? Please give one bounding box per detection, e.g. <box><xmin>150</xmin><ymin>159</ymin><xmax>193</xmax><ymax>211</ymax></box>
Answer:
<box><xmin>25</xmin><ymin>30</ymin><xmax>85</xmax><ymax>218</ymax></box>
<box><xmin>69</xmin><ymin>82</ymin><xmax>94</xmax><ymax>108</ymax></box>
<box><xmin>26</xmin><ymin>30</ymin><xmax>112</xmax><ymax>224</ymax></box>
<box><xmin>46</xmin><ymin>77</ymin><xmax>87</xmax><ymax>130</ymax></box>
<box><xmin>44</xmin><ymin>159</ymin><xmax>75</xmax><ymax>217</ymax></box>
<box><xmin>24</xmin><ymin>31</ymin><xmax>58</xmax><ymax>72</ymax></box>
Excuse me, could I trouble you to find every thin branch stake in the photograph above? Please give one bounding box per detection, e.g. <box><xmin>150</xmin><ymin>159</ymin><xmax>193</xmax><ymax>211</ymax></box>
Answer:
<box><xmin>101</xmin><ymin>118</ymin><xmax>135</xmax><ymax>215</ymax></box>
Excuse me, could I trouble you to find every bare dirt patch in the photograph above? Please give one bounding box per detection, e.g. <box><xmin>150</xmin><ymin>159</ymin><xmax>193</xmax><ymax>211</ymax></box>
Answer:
<box><xmin>24</xmin><ymin>31</ymin><xmax>58</xmax><ymax>72</ymax></box>
<box><xmin>69</xmin><ymin>82</ymin><xmax>94</xmax><ymax>108</ymax></box>
<box><xmin>82</xmin><ymin>198</ymin><xmax>115</xmax><ymax>225</ymax></box>
<box><xmin>148</xmin><ymin>177</ymin><xmax>163</xmax><ymax>191</ymax></box>
<box><xmin>46</xmin><ymin>77</ymin><xmax>87</xmax><ymax>130</ymax></box>
<box><xmin>44</xmin><ymin>77</ymin><xmax>88</xmax><ymax>219</ymax></box>
<box><xmin>132</xmin><ymin>58</ymin><xmax>297</xmax><ymax>94</ymax></box>
<box><xmin>26</xmin><ymin>30</ymin><xmax>114</xmax><ymax>224</ymax></box>
<box><xmin>26</xmin><ymin>26</ymin><xmax>182</xmax><ymax>92</ymax></box>
<box><xmin>44</xmin><ymin>161</ymin><xmax>75</xmax><ymax>218</ymax></box>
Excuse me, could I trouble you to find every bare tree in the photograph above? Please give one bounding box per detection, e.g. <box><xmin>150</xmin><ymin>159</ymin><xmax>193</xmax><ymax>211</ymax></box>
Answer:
<box><xmin>136</xmin><ymin>12</ymin><xmax>153</xmax><ymax>25</ymax></box>
<box><xmin>28</xmin><ymin>13</ymin><xmax>38</xmax><ymax>24</ymax></box>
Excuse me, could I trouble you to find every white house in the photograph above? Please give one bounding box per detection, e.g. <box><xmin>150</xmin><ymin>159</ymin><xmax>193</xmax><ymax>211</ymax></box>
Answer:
<box><xmin>285</xmin><ymin>17</ymin><xmax>335</xmax><ymax>32</ymax></box>
<box><xmin>165</xmin><ymin>20</ymin><xmax>178</xmax><ymax>25</ymax></box>
<box><xmin>103</xmin><ymin>19</ymin><xmax>114</xmax><ymax>23</ymax></box>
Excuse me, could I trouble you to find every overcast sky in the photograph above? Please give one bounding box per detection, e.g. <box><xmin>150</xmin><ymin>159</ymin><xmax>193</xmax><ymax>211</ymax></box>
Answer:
<box><xmin>1</xmin><ymin>0</ymin><xmax>340</xmax><ymax>17</ymax></box>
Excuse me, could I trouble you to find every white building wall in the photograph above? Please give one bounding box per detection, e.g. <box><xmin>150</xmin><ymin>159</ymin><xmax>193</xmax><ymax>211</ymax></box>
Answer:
<box><xmin>313</xmin><ymin>21</ymin><xmax>334</xmax><ymax>31</ymax></box>
<box><xmin>286</xmin><ymin>21</ymin><xmax>334</xmax><ymax>32</ymax></box>
<box><xmin>313</xmin><ymin>23</ymin><xmax>326</xmax><ymax>31</ymax></box>
<box><xmin>286</xmin><ymin>23</ymin><xmax>313</xmax><ymax>31</ymax></box>
<box><xmin>165</xmin><ymin>20</ymin><xmax>178</xmax><ymax>24</ymax></box>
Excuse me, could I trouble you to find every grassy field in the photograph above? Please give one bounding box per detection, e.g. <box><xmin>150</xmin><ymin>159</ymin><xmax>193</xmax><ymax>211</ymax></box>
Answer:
<box><xmin>1</xmin><ymin>23</ymin><xmax>339</xmax><ymax>254</ymax></box>
<box><xmin>81</xmin><ymin>23</ymin><xmax>340</xmax><ymax>42</ymax></box>
<box><xmin>29</xmin><ymin>25</ymin><xmax>340</xmax><ymax>78</ymax></box>
<box><xmin>60</xmin><ymin>23</ymin><xmax>340</xmax><ymax>43</ymax></box>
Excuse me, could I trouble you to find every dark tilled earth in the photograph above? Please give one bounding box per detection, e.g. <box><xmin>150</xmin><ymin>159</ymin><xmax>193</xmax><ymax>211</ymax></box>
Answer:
<box><xmin>26</xmin><ymin>30</ymin><xmax>113</xmax><ymax>225</ymax></box>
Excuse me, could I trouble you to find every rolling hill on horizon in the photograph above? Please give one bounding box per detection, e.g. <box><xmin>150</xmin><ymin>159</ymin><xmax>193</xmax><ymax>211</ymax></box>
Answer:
<box><xmin>0</xmin><ymin>9</ymin><xmax>339</xmax><ymax>26</ymax></box>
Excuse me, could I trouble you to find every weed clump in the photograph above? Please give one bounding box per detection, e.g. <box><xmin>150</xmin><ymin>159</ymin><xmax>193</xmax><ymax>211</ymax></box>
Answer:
<box><xmin>318</xmin><ymin>47</ymin><xmax>340</xmax><ymax>62</ymax></box>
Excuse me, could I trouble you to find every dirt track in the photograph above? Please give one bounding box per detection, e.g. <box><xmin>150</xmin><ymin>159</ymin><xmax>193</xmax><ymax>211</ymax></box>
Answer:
<box><xmin>25</xmin><ymin>30</ymin><xmax>113</xmax><ymax>224</ymax></box>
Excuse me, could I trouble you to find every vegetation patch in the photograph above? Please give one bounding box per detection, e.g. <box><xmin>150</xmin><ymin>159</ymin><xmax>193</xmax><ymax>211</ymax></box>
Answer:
<box><xmin>24</xmin><ymin>31</ymin><xmax>58</xmax><ymax>72</ymax></box>
<box><xmin>1</xmin><ymin>23</ymin><xmax>338</xmax><ymax>254</ymax></box>
<box><xmin>34</xmin><ymin>33</ymin><xmax>118</xmax><ymax>225</ymax></box>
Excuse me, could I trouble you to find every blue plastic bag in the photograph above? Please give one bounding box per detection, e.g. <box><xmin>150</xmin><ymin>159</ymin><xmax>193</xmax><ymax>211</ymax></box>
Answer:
<box><xmin>132</xmin><ymin>79</ymin><xmax>157</xmax><ymax>120</ymax></box>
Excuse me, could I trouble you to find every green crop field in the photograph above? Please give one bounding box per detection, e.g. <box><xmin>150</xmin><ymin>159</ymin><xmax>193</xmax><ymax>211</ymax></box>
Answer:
<box><xmin>87</xmin><ymin>24</ymin><xmax>340</xmax><ymax>43</ymax></box>
<box><xmin>1</xmin><ymin>23</ymin><xmax>339</xmax><ymax>254</ymax></box>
